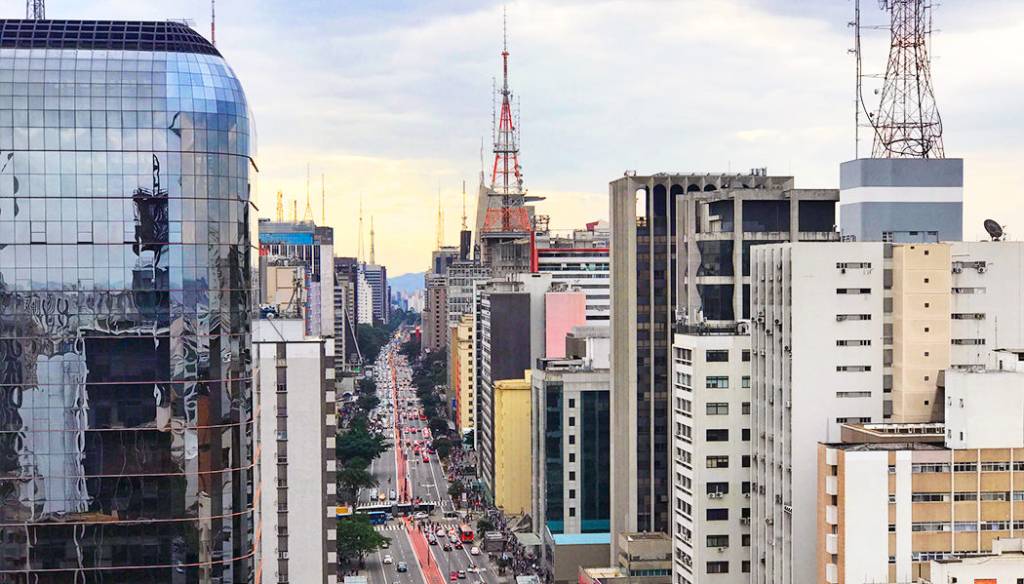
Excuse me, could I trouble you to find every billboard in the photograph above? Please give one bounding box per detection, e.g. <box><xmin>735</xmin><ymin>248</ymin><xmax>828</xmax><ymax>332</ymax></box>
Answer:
<box><xmin>258</xmin><ymin>232</ymin><xmax>314</xmax><ymax>245</ymax></box>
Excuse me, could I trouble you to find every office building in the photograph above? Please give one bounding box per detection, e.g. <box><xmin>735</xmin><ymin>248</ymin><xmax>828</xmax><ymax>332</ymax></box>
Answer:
<box><xmin>361</xmin><ymin>263</ymin><xmax>388</xmax><ymax>324</ymax></box>
<box><xmin>0</xmin><ymin>20</ymin><xmax>256</xmax><ymax>582</ymax></box>
<box><xmin>431</xmin><ymin>246</ymin><xmax>460</xmax><ymax>276</ymax></box>
<box><xmin>356</xmin><ymin>269</ymin><xmax>373</xmax><ymax>325</ymax></box>
<box><xmin>819</xmin><ymin>349</ymin><xmax>1024</xmax><ymax>584</ymax></box>
<box><xmin>537</xmin><ymin>223</ymin><xmax>610</xmax><ymax>323</ymax></box>
<box><xmin>532</xmin><ymin>327</ymin><xmax>612</xmax><ymax>583</ymax></box>
<box><xmin>493</xmin><ymin>374</ymin><xmax>533</xmax><ymax>515</ymax></box>
<box><xmin>446</xmin><ymin>260</ymin><xmax>490</xmax><ymax>334</ymax></box>
<box><xmin>578</xmin><ymin>533</ymin><xmax>673</xmax><ymax>584</ymax></box>
<box><xmin>422</xmin><ymin>274</ymin><xmax>447</xmax><ymax>354</ymax></box>
<box><xmin>839</xmin><ymin>157</ymin><xmax>963</xmax><ymax>243</ymax></box>
<box><xmin>259</xmin><ymin>219</ymin><xmax>335</xmax><ymax>338</ymax></box>
<box><xmin>609</xmin><ymin>171</ymin><xmax>809</xmax><ymax>553</ymax></box>
<box><xmin>670</xmin><ymin>179</ymin><xmax>838</xmax><ymax>583</ymax></box>
<box><xmin>452</xmin><ymin>313</ymin><xmax>476</xmax><ymax>435</ymax></box>
<box><xmin>749</xmin><ymin>242</ymin><xmax>887</xmax><ymax>584</ymax></box>
<box><xmin>477</xmin><ymin>274</ymin><xmax>551</xmax><ymax>502</ymax></box>
<box><xmin>333</xmin><ymin>256</ymin><xmax>360</xmax><ymax>372</ymax></box>
<box><xmin>923</xmin><ymin>539</ymin><xmax>1024</xmax><ymax>584</ymax></box>
<box><xmin>255</xmin><ymin>315</ymin><xmax>337</xmax><ymax>584</ymax></box>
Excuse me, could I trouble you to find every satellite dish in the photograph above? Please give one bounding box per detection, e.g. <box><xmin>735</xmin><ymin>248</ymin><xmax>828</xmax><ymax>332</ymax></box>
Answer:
<box><xmin>984</xmin><ymin>219</ymin><xmax>1004</xmax><ymax>241</ymax></box>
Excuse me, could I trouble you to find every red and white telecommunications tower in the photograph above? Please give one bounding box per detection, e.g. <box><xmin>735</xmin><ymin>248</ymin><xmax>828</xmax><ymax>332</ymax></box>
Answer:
<box><xmin>491</xmin><ymin>8</ymin><xmax>525</xmax><ymax>232</ymax></box>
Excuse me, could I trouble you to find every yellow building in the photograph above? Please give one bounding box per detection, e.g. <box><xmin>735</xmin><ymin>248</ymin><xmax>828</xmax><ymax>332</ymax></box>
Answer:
<box><xmin>452</xmin><ymin>313</ymin><xmax>476</xmax><ymax>434</ymax></box>
<box><xmin>892</xmin><ymin>243</ymin><xmax>952</xmax><ymax>422</ymax></box>
<box><xmin>494</xmin><ymin>372</ymin><xmax>533</xmax><ymax>515</ymax></box>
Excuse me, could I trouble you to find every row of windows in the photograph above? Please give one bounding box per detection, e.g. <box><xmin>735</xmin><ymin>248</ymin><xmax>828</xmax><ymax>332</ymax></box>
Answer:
<box><xmin>706</xmin><ymin>402</ymin><xmax>752</xmax><ymax>415</ymax></box>
<box><xmin>706</xmin><ymin>455</ymin><xmax>751</xmax><ymax>469</ymax></box>
<box><xmin>905</xmin><ymin>462</ymin><xmax>1024</xmax><ymax>473</ymax></box>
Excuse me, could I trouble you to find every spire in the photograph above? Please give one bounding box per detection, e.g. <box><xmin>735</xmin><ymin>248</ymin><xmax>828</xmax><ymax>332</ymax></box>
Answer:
<box><xmin>357</xmin><ymin>197</ymin><xmax>364</xmax><ymax>262</ymax></box>
<box><xmin>436</xmin><ymin>187</ymin><xmax>444</xmax><ymax>250</ymax></box>
<box><xmin>303</xmin><ymin>163</ymin><xmax>314</xmax><ymax>222</ymax></box>
<box><xmin>461</xmin><ymin>180</ymin><xmax>468</xmax><ymax>231</ymax></box>
<box><xmin>370</xmin><ymin>216</ymin><xmax>376</xmax><ymax>265</ymax></box>
<box><xmin>275</xmin><ymin>191</ymin><xmax>284</xmax><ymax>222</ymax></box>
<box><xmin>491</xmin><ymin>5</ymin><xmax>525</xmax><ymax>232</ymax></box>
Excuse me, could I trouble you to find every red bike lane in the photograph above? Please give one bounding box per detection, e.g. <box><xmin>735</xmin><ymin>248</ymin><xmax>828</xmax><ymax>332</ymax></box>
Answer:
<box><xmin>405</xmin><ymin>518</ymin><xmax>446</xmax><ymax>584</ymax></box>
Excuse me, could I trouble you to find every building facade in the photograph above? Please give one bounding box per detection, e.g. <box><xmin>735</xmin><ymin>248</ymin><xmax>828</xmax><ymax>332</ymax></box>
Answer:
<box><xmin>258</xmin><ymin>219</ymin><xmax>334</xmax><ymax>338</ymax></box>
<box><xmin>493</xmin><ymin>374</ymin><xmax>533</xmax><ymax>515</ymax></box>
<box><xmin>0</xmin><ymin>20</ymin><xmax>256</xmax><ymax>582</ymax></box>
<box><xmin>422</xmin><ymin>274</ymin><xmax>447</xmax><ymax>354</ymax></box>
<box><xmin>537</xmin><ymin>235</ymin><xmax>610</xmax><ymax>324</ymax></box>
<box><xmin>255</xmin><ymin>318</ymin><xmax>337</xmax><ymax>584</ymax></box>
<box><xmin>452</xmin><ymin>313</ymin><xmax>476</xmax><ymax>435</ymax></box>
<box><xmin>333</xmin><ymin>256</ymin><xmax>360</xmax><ymax>373</ymax></box>
<box><xmin>361</xmin><ymin>263</ymin><xmax>388</xmax><ymax>325</ymax></box>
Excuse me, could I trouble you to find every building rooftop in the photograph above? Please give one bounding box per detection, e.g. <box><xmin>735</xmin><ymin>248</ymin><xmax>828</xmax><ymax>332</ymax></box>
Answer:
<box><xmin>552</xmin><ymin>532</ymin><xmax>611</xmax><ymax>546</ymax></box>
<box><xmin>0</xmin><ymin>19</ymin><xmax>219</xmax><ymax>56</ymax></box>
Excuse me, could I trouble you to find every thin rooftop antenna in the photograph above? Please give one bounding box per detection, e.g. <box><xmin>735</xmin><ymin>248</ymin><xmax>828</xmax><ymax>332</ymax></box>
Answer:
<box><xmin>461</xmin><ymin>180</ymin><xmax>468</xmax><ymax>231</ymax></box>
<box><xmin>370</xmin><ymin>216</ymin><xmax>376</xmax><ymax>265</ymax></box>
<box><xmin>357</xmin><ymin>198</ymin><xmax>365</xmax><ymax>262</ymax></box>
<box><xmin>26</xmin><ymin>0</ymin><xmax>44</xmax><ymax>19</ymax></box>
<box><xmin>211</xmin><ymin>0</ymin><xmax>216</xmax><ymax>46</ymax></box>
<box><xmin>303</xmin><ymin>163</ymin><xmax>313</xmax><ymax>222</ymax></box>
<box><xmin>321</xmin><ymin>173</ymin><xmax>326</xmax><ymax>224</ymax></box>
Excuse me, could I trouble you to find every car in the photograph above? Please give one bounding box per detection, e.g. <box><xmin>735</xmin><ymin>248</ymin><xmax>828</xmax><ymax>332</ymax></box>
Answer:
<box><xmin>442</xmin><ymin>542</ymin><xmax>452</xmax><ymax>551</ymax></box>
<box><xmin>436</xmin><ymin>528</ymin><xmax>447</xmax><ymax>537</ymax></box>
<box><xmin>428</xmin><ymin>535</ymin><xmax>438</xmax><ymax>545</ymax></box>
<box><xmin>450</xmin><ymin>572</ymin><xmax>459</xmax><ymax>582</ymax></box>
<box><xmin>383</xmin><ymin>554</ymin><xmax>393</xmax><ymax>564</ymax></box>
<box><xmin>389</xmin><ymin>489</ymin><xmax>397</xmax><ymax>500</ymax></box>
<box><xmin>397</xmin><ymin>562</ymin><xmax>408</xmax><ymax>573</ymax></box>
<box><xmin>414</xmin><ymin>511</ymin><xmax>429</xmax><ymax>520</ymax></box>
<box><xmin>382</xmin><ymin>539</ymin><xmax>390</xmax><ymax>549</ymax></box>
<box><xmin>470</xmin><ymin>546</ymin><xmax>480</xmax><ymax>556</ymax></box>
<box><xmin>458</xmin><ymin>570</ymin><xmax>467</xmax><ymax>579</ymax></box>
<box><xmin>422</xmin><ymin>455</ymin><xmax>430</xmax><ymax>463</ymax></box>
<box><xmin>454</xmin><ymin>541</ymin><xmax>464</xmax><ymax>550</ymax></box>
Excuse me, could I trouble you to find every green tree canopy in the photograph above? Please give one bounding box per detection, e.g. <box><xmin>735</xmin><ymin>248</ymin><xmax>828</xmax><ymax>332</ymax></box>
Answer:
<box><xmin>432</xmin><ymin>436</ymin><xmax>452</xmax><ymax>460</ymax></box>
<box><xmin>337</xmin><ymin>459</ymin><xmax>377</xmax><ymax>504</ymax></box>
<box><xmin>356</xmin><ymin>393</ymin><xmax>380</xmax><ymax>413</ymax></box>
<box><xmin>476</xmin><ymin>517</ymin><xmax>495</xmax><ymax>533</ymax></box>
<box><xmin>337</xmin><ymin>515</ymin><xmax>390</xmax><ymax>567</ymax></box>
<box><xmin>337</xmin><ymin>422</ymin><xmax>388</xmax><ymax>465</ymax></box>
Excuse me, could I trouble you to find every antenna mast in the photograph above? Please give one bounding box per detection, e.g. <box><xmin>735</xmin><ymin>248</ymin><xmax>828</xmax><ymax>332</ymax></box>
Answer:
<box><xmin>357</xmin><ymin>198</ymin><xmax>364</xmax><ymax>262</ymax></box>
<box><xmin>369</xmin><ymin>217</ymin><xmax>376</xmax><ymax>265</ymax></box>
<box><xmin>26</xmin><ymin>0</ymin><xmax>44</xmax><ymax>19</ymax></box>
<box><xmin>211</xmin><ymin>0</ymin><xmax>216</xmax><ymax>46</ymax></box>
<box><xmin>869</xmin><ymin>0</ymin><xmax>945</xmax><ymax>158</ymax></box>
<box><xmin>436</xmin><ymin>187</ymin><xmax>444</xmax><ymax>250</ymax></box>
<box><xmin>275</xmin><ymin>191</ymin><xmax>284</xmax><ymax>222</ymax></box>
<box><xmin>491</xmin><ymin>5</ymin><xmax>525</xmax><ymax>232</ymax></box>
<box><xmin>303</xmin><ymin>164</ymin><xmax>313</xmax><ymax>222</ymax></box>
<box><xmin>461</xmin><ymin>180</ymin><xmax>468</xmax><ymax>231</ymax></box>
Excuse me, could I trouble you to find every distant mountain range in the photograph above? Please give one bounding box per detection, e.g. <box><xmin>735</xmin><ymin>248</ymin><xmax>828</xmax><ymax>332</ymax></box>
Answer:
<box><xmin>389</xmin><ymin>272</ymin><xmax>424</xmax><ymax>295</ymax></box>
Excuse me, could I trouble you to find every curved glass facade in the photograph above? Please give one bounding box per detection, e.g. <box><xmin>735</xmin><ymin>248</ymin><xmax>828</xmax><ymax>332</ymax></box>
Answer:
<box><xmin>0</xmin><ymin>24</ymin><xmax>255</xmax><ymax>583</ymax></box>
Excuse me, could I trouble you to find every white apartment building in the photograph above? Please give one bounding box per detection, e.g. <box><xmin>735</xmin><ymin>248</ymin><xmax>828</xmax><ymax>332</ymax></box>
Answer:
<box><xmin>357</xmin><ymin>271</ymin><xmax>373</xmax><ymax>325</ymax></box>
<box><xmin>750</xmin><ymin>242</ymin><xmax>886</xmax><ymax>584</ymax></box>
<box><xmin>672</xmin><ymin>332</ymin><xmax>752</xmax><ymax>583</ymax></box>
<box><xmin>255</xmin><ymin>318</ymin><xmax>338</xmax><ymax>584</ymax></box>
<box><xmin>537</xmin><ymin>245</ymin><xmax>610</xmax><ymax>323</ymax></box>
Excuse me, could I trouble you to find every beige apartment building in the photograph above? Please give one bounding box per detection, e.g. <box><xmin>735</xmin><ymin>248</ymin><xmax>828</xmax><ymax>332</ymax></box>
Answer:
<box><xmin>817</xmin><ymin>349</ymin><xmax>1024</xmax><ymax>583</ymax></box>
<box><xmin>452</xmin><ymin>313</ymin><xmax>476</xmax><ymax>434</ymax></box>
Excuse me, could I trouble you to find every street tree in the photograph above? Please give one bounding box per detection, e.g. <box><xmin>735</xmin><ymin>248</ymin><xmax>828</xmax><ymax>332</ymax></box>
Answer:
<box><xmin>337</xmin><ymin>515</ymin><xmax>389</xmax><ymax>569</ymax></box>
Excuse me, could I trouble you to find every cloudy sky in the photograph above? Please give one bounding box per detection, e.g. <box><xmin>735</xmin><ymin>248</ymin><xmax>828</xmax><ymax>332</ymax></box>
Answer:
<box><xmin>8</xmin><ymin>0</ymin><xmax>1024</xmax><ymax>274</ymax></box>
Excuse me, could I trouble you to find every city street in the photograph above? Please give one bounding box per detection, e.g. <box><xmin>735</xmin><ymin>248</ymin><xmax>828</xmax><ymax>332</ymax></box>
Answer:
<box><xmin>359</xmin><ymin>336</ymin><xmax>503</xmax><ymax>584</ymax></box>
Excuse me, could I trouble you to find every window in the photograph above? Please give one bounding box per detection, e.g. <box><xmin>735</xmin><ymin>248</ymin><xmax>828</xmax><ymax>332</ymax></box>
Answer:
<box><xmin>568</xmin><ymin>398</ymin><xmax>575</xmax><ymax>408</ymax></box>
<box><xmin>742</xmin><ymin>455</ymin><xmax>751</xmax><ymax>468</ymax></box>
<box><xmin>706</xmin><ymin>376</ymin><xmax>729</xmax><ymax>389</ymax></box>
<box><xmin>706</xmin><ymin>456</ymin><xmax>729</xmax><ymax>469</ymax></box>
<box><xmin>742</xmin><ymin>428</ymin><xmax>750</xmax><ymax>441</ymax></box>
<box><xmin>836</xmin><ymin>365</ymin><xmax>871</xmax><ymax>372</ymax></box>
<box><xmin>911</xmin><ymin>492</ymin><xmax>950</xmax><ymax>502</ymax></box>
<box><xmin>706</xmin><ymin>350</ymin><xmax>729</xmax><ymax>362</ymax></box>
<box><xmin>836</xmin><ymin>313</ymin><xmax>872</xmax><ymax>321</ymax></box>
<box><xmin>836</xmin><ymin>288</ymin><xmax>871</xmax><ymax>294</ymax></box>
<box><xmin>706</xmin><ymin>561</ymin><xmax>729</xmax><ymax>573</ymax></box>
<box><xmin>706</xmin><ymin>535</ymin><xmax>729</xmax><ymax>548</ymax></box>
<box><xmin>836</xmin><ymin>391</ymin><xmax>872</xmax><ymax>398</ymax></box>
<box><xmin>912</xmin><ymin>463</ymin><xmax>951</xmax><ymax>473</ymax></box>
<box><xmin>706</xmin><ymin>429</ymin><xmax>729</xmax><ymax>442</ymax></box>
<box><xmin>707</xmin><ymin>483</ymin><xmax>729</xmax><ymax>495</ymax></box>
<box><xmin>742</xmin><ymin>350</ymin><xmax>751</xmax><ymax>362</ymax></box>
<box><xmin>569</xmin><ymin>435</ymin><xmax>576</xmax><ymax>445</ymax></box>
<box><xmin>569</xmin><ymin>416</ymin><xmax>576</xmax><ymax>427</ymax></box>
<box><xmin>706</xmin><ymin>402</ymin><xmax>729</xmax><ymax>415</ymax></box>
<box><xmin>836</xmin><ymin>339</ymin><xmax>871</xmax><ymax>346</ymax></box>
<box><xmin>568</xmin><ymin>453</ymin><xmax>575</xmax><ymax>463</ymax></box>
<box><xmin>742</xmin><ymin>534</ymin><xmax>751</xmax><ymax>546</ymax></box>
<box><xmin>741</xmin><ymin>376</ymin><xmax>751</xmax><ymax>388</ymax></box>
<box><xmin>569</xmin><ymin>471</ymin><xmax>576</xmax><ymax>481</ymax></box>
<box><xmin>742</xmin><ymin>402</ymin><xmax>751</xmax><ymax>415</ymax></box>
<box><xmin>742</xmin><ymin>561</ymin><xmax>751</xmax><ymax>573</ymax></box>
<box><xmin>837</xmin><ymin>262</ymin><xmax>872</xmax><ymax>269</ymax></box>
<box><xmin>569</xmin><ymin>508</ymin><xmax>576</xmax><ymax>517</ymax></box>
<box><xmin>706</xmin><ymin>509</ymin><xmax>729</xmax><ymax>521</ymax></box>
<box><xmin>569</xmin><ymin>489</ymin><xmax>576</xmax><ymax>499</ymax></box>
<box><xmin>836</xmin><ymin>417</ymin><xmax>872</xmax><ymax>424</ymax></box>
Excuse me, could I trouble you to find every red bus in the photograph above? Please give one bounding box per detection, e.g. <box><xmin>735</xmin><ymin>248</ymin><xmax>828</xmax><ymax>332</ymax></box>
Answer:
<box><xmin>458</xmin><ymin>524</ymin><xmax>474</xmax><ymax>543</ymax></box>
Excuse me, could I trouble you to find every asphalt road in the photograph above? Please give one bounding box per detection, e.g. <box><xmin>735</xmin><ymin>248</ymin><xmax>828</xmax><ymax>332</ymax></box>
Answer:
<box><xmin>362</xmin><ymin>338</ymin><xmax>504</xmax><ymax>584</ymax></box>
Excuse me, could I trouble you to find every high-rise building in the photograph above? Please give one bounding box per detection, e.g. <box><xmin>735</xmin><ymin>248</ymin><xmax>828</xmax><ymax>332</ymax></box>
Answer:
<box><xmin>445</xmin><ymin>260</ymin><xmax>491</xmax><ymax>336</ymax></box>
<box><xmin>537</xmin><ymin>223</ymin><xmax>610</xmax><ymax>323</ymax></box>
<box><xmin>749</xmin><ymin>240</ymin><xmax>1024</xmax><ymax>584</ymax></box>
<box><xmin>532</xmin><ymin>327</ymin><xmax>612</xmax><ymax>583</ymax></box>
<box><xmin>0</xmin><ymin>20</ymin><xmax>255</xmax><ymax>581</ymax></box>
<box><xmin>609</xmin><ymin>171</ymin><xmax>798</xmax><ymax>552</ymax></box>
<box><xmin>422</xmin><ymin>274</ymin><xmax>447</xmax><ymax>354</ymax></box>
<box><xmin>333</xmin><ymin>256</ymin><xmax>360</xmax><ymax>372</ymax></box>
<box><xmin>254</xmin><ymin>312</ymin><xmax>337</xmax><ymax>584</ymax></box>
<box><xmin>452</xmin><ymin>313</ymin><xmax>476</xmax><ymax>435</ymax></box>
<box><xmin>670</xmin><ymin>178</ymin><xmax>838</xmax><ymax>584</ymax></box>
<box><xmin>356</xmin><ymin>270</ymin><xmax>373</xmax><ymax>325</ymax></box>
<box><xmin>259</xmin><ymin>219</ymin><xmax>335</xmax><ymax>338</ymax></box>
<box><xmin>361</xmin><ymin>263</ymin><xmax>388</xmax><ymax>325</ymax></box>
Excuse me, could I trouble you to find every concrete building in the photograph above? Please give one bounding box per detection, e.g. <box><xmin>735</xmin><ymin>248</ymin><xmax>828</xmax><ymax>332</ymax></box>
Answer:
<box><xmin>839</xmin><ymin>158</ymin><xmax>963</xmax><ymax>243</ymax></box>
<box><xmin>357</xmin><ymin>270</ymin><xmax>373</xmax><ymax>325</ymax></box>
<box><xmin>255</xmin><ymin>317</ymin><xmax>337</xmax><ymax>584</ymax></box>
<box><xmin>532</xmin><ymin>327</ymin><xmax>612</xmax><ymax>582</ymax></box>
<box><xmin>924</xmin><ymin>538</ymin><xmax>1024</xmax><ymax>584</ymax></box>
<box><xmin>478</xmin><ymin>274</ymin><xmax>552</xmax><ymax>502</ymax></box>
<box><xmin>334</xmin><ymin>257</ymin><xmax>361</xmax><ymax>373</ymax></box>
<box><xmin>422</xmin><ymin>274</ymin><xmax>448</xmax><ymax>354</ymax></box>
<box><xmin>494</xmin><ymin>374</ymin><xmax>533</xmax><ymax>515</ymax></box>
<box><xmin>750</xmin><ymin>242</ymin><xmax>887</xmax><ymax>584</ymax></box>
<box><xmin>670</xmin><ymin>177</ymin><xmax>838</xmax><ymax>584</ymax></box>
<box><xmin>362</xmin><ymin>263</ymin><xmax>389</xmax><ymax>324</ymax></box>
<box><xmin>578</xmin><ymin>533</ymin><xmax>673</xmax><ymax>584</ymax></box>
<box><xmin>452</xmin><ymin>313</ymin><xmax>477</xmax><ymax>435</ymax></box>
<box><xmin>609</xmin><ymin>170</ymin><xmax>828</xmax><ymax>555</ymax></box>
<box><xmin>446</xmin><ymin>260</ymin><xmax>491</xmax><ymax>334</ymax></box>
<box><xmin>259</xmin><ymin>219</ymin><xmax>335</xmax><ymax>338</ymax></box>
<box><xmin>537</xmin><ymin>225</ymin><xmax>611</xmax><ymax>323</ymax></box>
<box><xmin>544</xmin><ymin>288</ymin><xmax>587</xmax><ymax>358</ymax></box>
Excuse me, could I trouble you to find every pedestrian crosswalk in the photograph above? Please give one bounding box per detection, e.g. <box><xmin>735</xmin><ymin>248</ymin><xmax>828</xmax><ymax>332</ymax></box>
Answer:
<box><xmin>374</xmin><ymin>524</ymin><xmax>406</xmax><ymax>532</ymax></box>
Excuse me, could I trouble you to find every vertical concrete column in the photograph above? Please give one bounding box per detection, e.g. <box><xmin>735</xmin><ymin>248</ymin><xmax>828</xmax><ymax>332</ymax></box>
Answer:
<box><xmin>734</xmin><ymin>194</ymin><xmax>744</xmax><ymax>321</ymax></box>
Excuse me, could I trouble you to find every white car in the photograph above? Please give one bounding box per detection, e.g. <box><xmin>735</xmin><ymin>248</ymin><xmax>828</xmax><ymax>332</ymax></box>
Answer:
<box><xmin>470</xmin><ymin>546</ymin><xmax>480</xmax><ymax>556</ymax></box>
<box><xmin>383</xmin><ymin>554</ymin><xmax>393</xmax><ymax>564</ymax></box>
<box><xmin>414</xmin><ymin>511</ymin><xmax>429</xmax><ymax>520</ymax></box>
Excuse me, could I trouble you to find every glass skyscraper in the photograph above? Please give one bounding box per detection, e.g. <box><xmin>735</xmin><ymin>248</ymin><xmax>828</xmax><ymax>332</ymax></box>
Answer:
<box><xmin>0</xmin><ymin>20</ymin><xmax>255</xmax><ymax>583</ymax></box>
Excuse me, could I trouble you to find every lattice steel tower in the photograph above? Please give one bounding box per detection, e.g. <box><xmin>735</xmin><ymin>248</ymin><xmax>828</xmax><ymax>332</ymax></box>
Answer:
<box><xmin>491</xmin><ymin>7</ymin><xmax>524</xmax><ymax>231</ymax></box>
<box><xmin>871</xmin><ymin>0</ymin><xmax>944</xmax><ymax>158</ymax></box>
